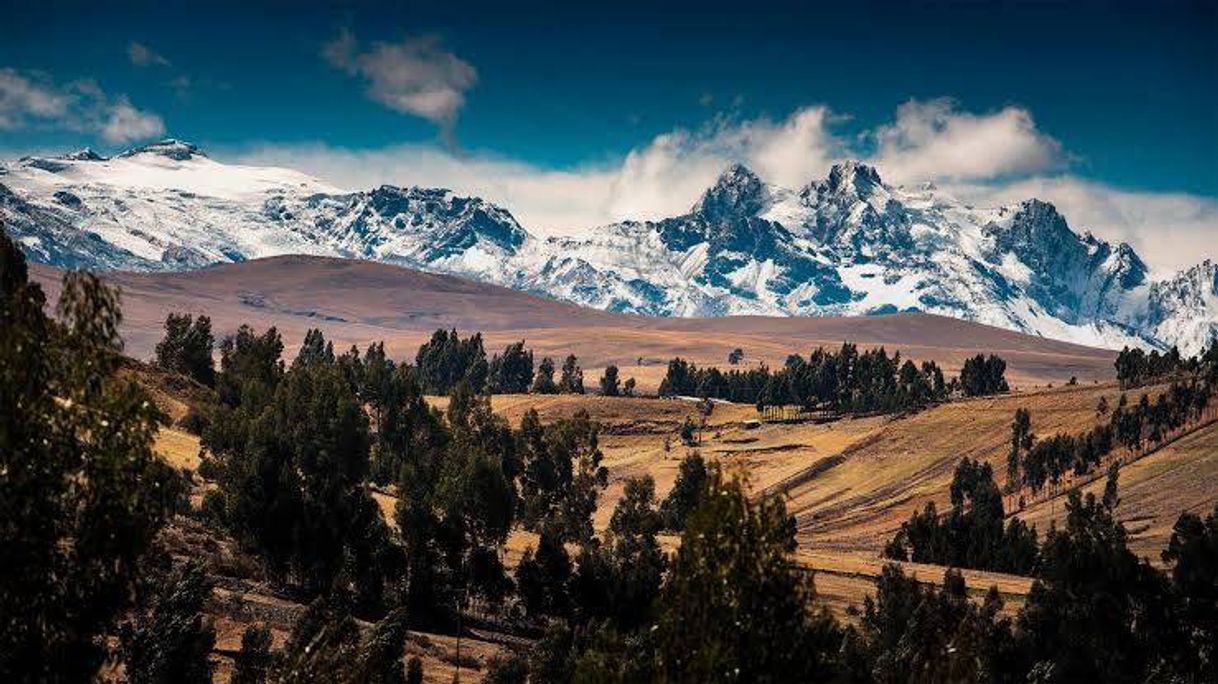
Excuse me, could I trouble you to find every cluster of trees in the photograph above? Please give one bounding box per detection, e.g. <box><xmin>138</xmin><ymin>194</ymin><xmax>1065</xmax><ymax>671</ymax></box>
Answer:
<box><xmin>885</xmin><ymin>459</ymin><xmax>1040</xmax><ymax>574</ymax></box>
<box><xmin>959</xmin><ymin>353</ymin><xmax>1010</xmax><ymax>397</ymax></box>
<box><xmin>197</xmin><ymin>323</ymin><xmax>627</xmax><ymax>626</ymax></box>
<box><xmin>508</xmin><ymin>460</ymin><xmax>1218</xmax><ymax>683</ymax></box>
<box><xmin>659</xmin><ymin>343</ymin><xmax>962</xmax><ymax>414</ymax></box>
<box><xmin>1115</xmin><ymin>344</ymin><xmax>1184</xmax><ymax>388</ymax></box>
<box><xmin>1009</xmin><ymin>379</ymin><xmax>1213</xmax><ymax>495</ymax></box>
<box><xmin>412</xmin><ymin>329</ymin><xmax>631</xmax><ymax>397</ymax></box>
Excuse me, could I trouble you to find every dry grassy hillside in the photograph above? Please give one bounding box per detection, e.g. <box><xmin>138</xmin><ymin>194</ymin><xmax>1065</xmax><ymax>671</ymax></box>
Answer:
<box><xmin>30</xmin><ymin>255</ymin><xmax>1118</xmax><ymax>391</ymax></box>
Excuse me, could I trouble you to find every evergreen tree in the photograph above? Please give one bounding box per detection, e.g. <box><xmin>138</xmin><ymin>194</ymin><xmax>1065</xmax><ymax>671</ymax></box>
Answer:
<box><xmin>1017</xmin><ymin>490</ymin><xmax>1174</xmax><ymax>682</ymax></box>
<box><xmin>232</xmin><ymin>625</ymin><xmax>277</xmax><ymax>684</ymax></box>
<box><xmin>559</xmin><ymin>354</ymin><xmax>585</xmax><ymax>394</ymax></box>
<box><xmin>0</xmin><ymin>229</ymin><xmax>184</xmax><ymax>682</ymax></box>
<box><xmin>660</xmin><ymin>451</ymin><xmax>708</xmax><ymax>532</ymax></box>
<box><xmin>488</xmin><ymin>340</ymin><xmax>534</xmax><ymax>393</ymax></box>
<box><xmin>154</xmin><ymin>312</ymin><xmax>216</xmax><ymax>386</ymax></box>
<box><xmin>414</xmin><ymin>328</ymin><xmax>488</xmax><ymax>394</ymax></box>
<box><xmin>623</xmin><ymin>377</ymin><xmax>637</xmax><ymax>397</ymax></box>
<box><xmin>119</xmin><ymin>561</ymin><xmax>217</xmax><ymax>684</ymax></box>
<box><xmin>532</xmin><ymin>356</ymin><xmax>559</xmax><ymax>394</ymax></box>
<box><xmin>599</xmin><ymin>364</ymin><xmax>621</xmax><ymax>396</ymax></box>
<box><xmin>650</xmin><ymin>465</ymin><xmax>842</xmax><ymax>681</ymax></box>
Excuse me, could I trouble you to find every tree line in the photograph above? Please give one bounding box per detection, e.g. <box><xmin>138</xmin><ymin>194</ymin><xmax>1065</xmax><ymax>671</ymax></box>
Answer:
<box><xmin>658</xmin><ymin>344</ymin><xmax>1009</xmax><ymax>413</ymax></box>
<box><xmin>1114</xmin><ymin>342</ymin><xmax>1218</xmax><ymax>389</ymax></box>
<box><xmin>1008</xmin><ymin>377</ymin><xmax>1215</xmax><ymax>497</ymax></box>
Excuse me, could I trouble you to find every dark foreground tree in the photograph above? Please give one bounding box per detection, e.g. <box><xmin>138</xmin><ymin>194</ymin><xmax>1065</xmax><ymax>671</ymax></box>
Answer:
<box><xmin>649</xmin><ymin>465</ymin><xmax>842</xmax><ymax>681</ymax></box>
<box><xmin>0</xmin><ymin>229</ymin><xmax>184</xmax><ymax>682</ymax></box>
<box><xmin>119</xmin><ymin>561</ymin><xmax>217</xmax><ymax>684</ymax></box>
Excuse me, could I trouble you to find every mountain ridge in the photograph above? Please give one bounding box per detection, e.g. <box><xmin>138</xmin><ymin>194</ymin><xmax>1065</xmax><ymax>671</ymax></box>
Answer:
<box><xmin>3</xmin><ymin>139</ymin><xmax>1214</xmax><ymax>354</ymax></box>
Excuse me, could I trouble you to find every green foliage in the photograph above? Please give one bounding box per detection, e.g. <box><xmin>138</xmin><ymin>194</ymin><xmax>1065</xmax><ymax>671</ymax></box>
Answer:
<box><xmin>581</xmin><ymin>477</ymin><xmax>666</xmax><ymax>629</ymax></box>
<box><xmin>1016</xmin><ymin>490</ymin><xmax>1179</xmax><ymax>682</ymax></box>
<box><xmin>481</xmin><ymin>652</ymin><xmax>529</xmax><ymax>684</ymax></box>
<box><xmin>0</xmin><ymin>229</ymin><xmax>184</xmax><ymax>682</ymax></box>
<box><xmin>886</xmin><ymin>458</ymin><xmax>1039</xmax><ymax>574</ymax></box>
<box><xmin>488</xmin><ymin>340</ymin><xmax>534</xmax><ymax>393</ymax></box>
<box><xmin>532</xmin><ymin>356</ymin><xmax>558</xmax><ymax>394</ymax></box>
<box><xmin>202</xmin><ymin>330</ymin><xmax>400</xmax><ymax>605</ymax></box>
<box><xmin>649</xmin><ymin>464</ymin><xmax>842</xmax><ymax>681</ymax></box>
<box><xmin>844</xmin><ymin>565</ymin><xmax>1017</xmax><ymax>683</ymax></box>
<box><xmin>727</xmin><ymin>347</ymin><xmax>744</xmax><ymax>365</ymax></box>
<box><xmin>414</xmin><ymin>328</ymin><xmax>488</xmax><ymax>394</ymax></box>
<box><xmin>119</xmin><ymin>561</ymin><xmax>217</xmax><ymax>684</ymax></box>
<box><xmin>155</xmin><ymin>312</ymin><xmax>216</xmax><ymax>386</ymax></box>
<box><xmin>659</xmin><ymin>451</ymin><xmax>708</xmax><ymax>532</ymax></box>
<box><xmin>232</xmin><ymin>625</ymin><xmax>277</xmax><ymax>684</ymax></box>
<box><xmin>959</xmin><ymin>353</ymin><xmax>1009</xmax><ymax>397</ymax></box>
<box><xmin>215</xmin><ymin>324</ymin><xmax>285</xmax><ymax>407</ymax></box>
<box><xmin>1006</xmin><ymin>407</ymin><xmax>1033</xmax><ymax>492</ymax></box>
<box><xmin>660</xmin><ymin>343</ymin><xmax>949</xmax><ymax>413</ymax></box>
<box><xmin>517</xmin><ymin>409</ymin><xmax>607</xmax><ymax>543</ymax></box>
<box><xmin>516</xmin><ymin>530</ymin><xmax>573</xmax><ymax>618</ymax></box>
<box><xmin>559</xmin><ymin>354</ymin><xmax>585</xmax><ymax>394</ymax></box>
<box><xmin>277</xmin><ymin>598</ymin><xmax>410</xmax><ymax>683</ymax></box>
<box><xmin>599</xmin><ymin>364</ymin><xmax>620</xmax><ymax>396</ymax></box>
<box><xmin>1162</xmin><ymin>505</ymin><xmax>1218</xmax><ymax>680</ymax></box>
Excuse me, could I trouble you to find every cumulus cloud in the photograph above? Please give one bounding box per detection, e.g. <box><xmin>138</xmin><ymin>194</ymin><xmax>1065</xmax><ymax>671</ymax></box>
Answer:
<box><xmin>236</xmin><ymin>105</ymin><xmax>842</xmax><ymax>232</ymax></box>
<box><xmin>0</xmin><ymin>69</ymin><xmax>72</xmax><ymax>128</ymax></box>
<box><xmin>869</xmin><ymin>98</ymin><xmax>1062</xmax><ymax>184</ymax></box>
<box><xmin>323</xmin><ymin>29</ymin><xmax>477</xmax><ymax>134</ymax></box>
<box><xmin>230</xmin><ymin>99</ymin><xmax>1214</xmax><ymax>271</ymax></box>
<box><xmin>127</xmin><ymin>42</ymin><xmax>170</xmax><ymax>68</ymax></box>
<box><xmin>101</xmin><ymin>97</ymin><xmax>166</xmax><ymax>143</ymax></box>
<box><xmin>0</xmin><ymin>67</ymin><xmax>164</xmax><ymax>143</ymax></box>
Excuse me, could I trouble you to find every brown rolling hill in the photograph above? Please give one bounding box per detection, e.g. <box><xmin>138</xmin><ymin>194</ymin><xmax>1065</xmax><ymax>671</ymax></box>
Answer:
<box><xmin>30</xmin><ymin>254</ymin><xmax>1117</xmax><ymax>390</ymax></box>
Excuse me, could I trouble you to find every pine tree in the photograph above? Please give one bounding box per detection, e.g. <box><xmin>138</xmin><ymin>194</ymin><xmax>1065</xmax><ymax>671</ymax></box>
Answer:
<box><xmin>559</xmin><ymin>354</ymin><xmax>585</xmax><ymax>394</ymax></box>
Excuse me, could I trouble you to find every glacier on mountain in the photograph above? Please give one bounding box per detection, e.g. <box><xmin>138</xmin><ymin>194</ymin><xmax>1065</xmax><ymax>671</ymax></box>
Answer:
<box><xmin>2</xmin><ymin>139</ymin><xmax>1214</xmax><ymax>355</ymax></box>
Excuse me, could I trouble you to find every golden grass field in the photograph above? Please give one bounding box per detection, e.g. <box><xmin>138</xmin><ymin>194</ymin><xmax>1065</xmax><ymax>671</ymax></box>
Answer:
<box><xmin>74</xmin><ymin>256</ymin><xmax>1214</xmax><ymax>679</ymax></box>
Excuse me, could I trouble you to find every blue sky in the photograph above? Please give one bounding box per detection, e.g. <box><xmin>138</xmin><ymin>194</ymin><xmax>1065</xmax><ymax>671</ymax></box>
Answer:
<box><xmin>1</xmin><ymin>0</ymin><xmax>1216</xmax><ymax>269</ymax></box>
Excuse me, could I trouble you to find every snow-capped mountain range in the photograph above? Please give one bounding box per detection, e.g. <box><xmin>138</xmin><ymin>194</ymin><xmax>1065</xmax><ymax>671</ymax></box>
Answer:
<box><xmin>2</xmin><ymin>139</ymin><xmax>1215</xmax><ymax>354</ymax></box>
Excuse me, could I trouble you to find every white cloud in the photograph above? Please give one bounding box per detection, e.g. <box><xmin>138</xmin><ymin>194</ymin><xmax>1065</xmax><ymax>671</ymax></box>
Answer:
<box><xmin>0</xmin><ymin>67</ymin><xmax>164</xmax><ymax>144</ymax></box>
<box><xmin>869</xmin><ymin>98</ymin><xmax>1062</xmax><ymax>184</ymax></box>
<box><xmin>101</xmin><ymin>97</ymin><xmax>166</xmax><ymax>143</ymax></box>
<box><xmin>127</xmin><ymin>42</ymin><xmax>170</xmax><ymax>68</ymax></box>
<box><xmin>323</xmin><ymin>29</ymin><xmax>477</xmax><ymax>133</ymax></box>
<box><xmin>0</xmin><ymin>69</ymin><xmax>72</xmax><ymax>128</ymax></box>
<box><xmin>229</xmin><ymin>99</ymin><xmax>1215</xmax><ymax>273</ymax></box>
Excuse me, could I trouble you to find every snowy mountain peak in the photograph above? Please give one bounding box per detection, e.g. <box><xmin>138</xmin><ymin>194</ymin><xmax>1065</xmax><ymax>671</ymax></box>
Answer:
<box><xmin>823</xmin><ymin>160</ymin><xmax>884</xmax><ymax>197</ymax></box>
<box><xmin>117</xmin><ymin>138</ymin><xmax>205</xmax><ymax>161</ymax></box>
<box><xmin>62</xmin><ymin>148</ymin><xmax>105</xmax><ymax>162</ymax></box>
<box><xmin>3</xmin><ymin>144</ymin><xmax>1216</xmax><ymax>355</ymax></box>
<box><xmin>691</xmin><ymin>163</ymin><xmax>767</xmax><ymax>221</ymax></box>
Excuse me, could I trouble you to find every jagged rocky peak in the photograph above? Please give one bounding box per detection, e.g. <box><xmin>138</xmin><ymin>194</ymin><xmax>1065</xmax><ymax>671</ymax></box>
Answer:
<box><xmin>62</xmin><ymin>148</ymin><xmax>105</xmax><ymax>161</ymax></box>
<box><xmin>691</xmin><ymin>163</ymin><xmax>767</xmax><ymax>222</ymax></box>
<box><xmin>822</xmin><ymin>160</ymin><xmax>883</xmax><ymax>196</ymax></box>
<box><xmin>118</xmin><ymin>138</ymin><xmax>205</xmax><ymax>161</ymax></box>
